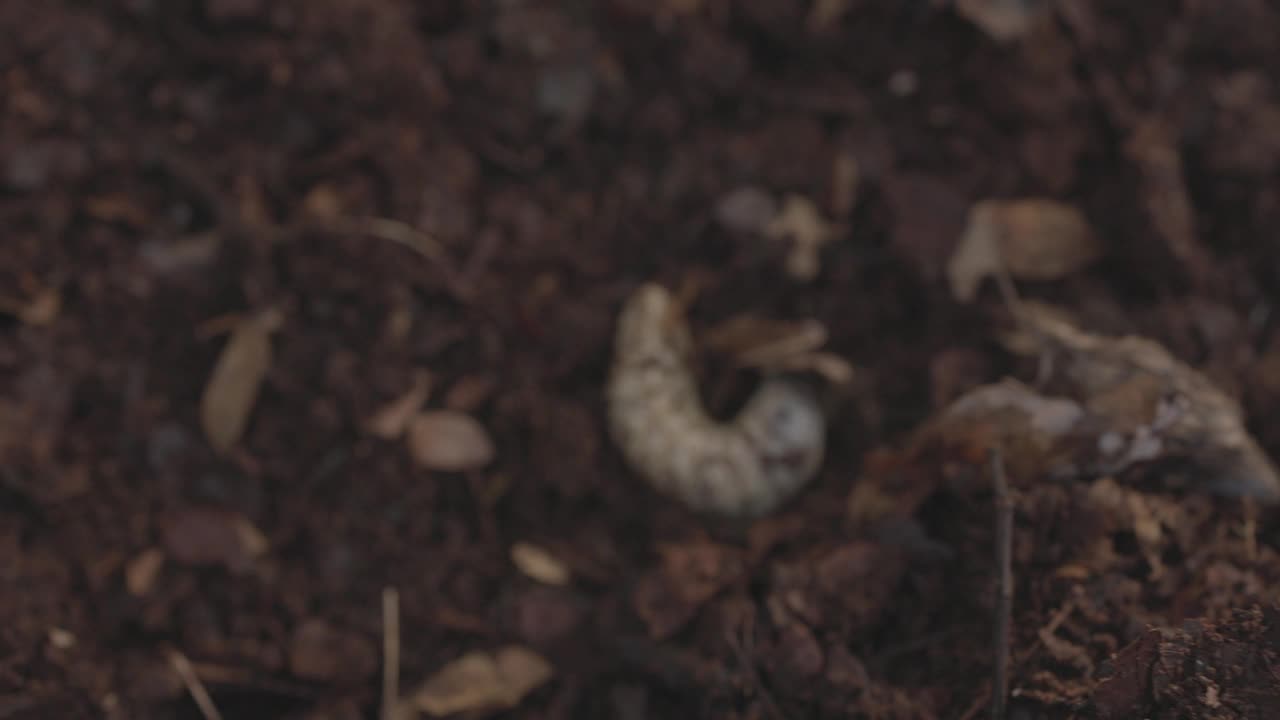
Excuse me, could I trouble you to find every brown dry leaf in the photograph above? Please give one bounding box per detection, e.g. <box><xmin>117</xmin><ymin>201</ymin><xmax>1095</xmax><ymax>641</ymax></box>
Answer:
<box><xmin>406</xmin><ymin>411</ymin><xmax>496</xmax><ymax>471</ymax></box>
<box><xmin>200</xmin><ymin>307</ymin><xmax>283</xmax><ymax>453</ymax></box>
<box><xmin>702</xmin><ymin>313</ymin><xmax>854</xmax><ymax>385</ymax></box>
<box><xmin>365</xmin><ymin>370</ymin><xmax>433</xmax><ymax>440</ymax></box>
<box><xmin>955</xmin><ymin>0</ymin><xmax>1052</xmax><ymax>42</ymax></box>
<box><xmin>997</xmin><ymin>199</ymin><xmax>1099</xmax><ymax>278</ymax></box>
<box><xmin>703</xmin><ymin>314</ymin><xmax>828</xmax><ymax>365</ymax></box>
<box><xmin>511</xmin><ymin>542</ymin><xmax>571</xmax><ymax>586</ymax></box>
<box><xmin>765</xmin><ymin>194</ymin><xmax>840</xmax><ymax>282</ymax></box>
<box><xmin>948</xmin><ymin>198</ymin><xmax>1100</xmax><ymax>301</ymax></box>
<box><xmin>411</xmin><ymin>645</ymin><xmax>554</xmax><ymax>717</ymax></box>
<box><xmin>1015</xmin><ymin>304</ymin><xmax>1280</xmax><ymax>500</ymax></box>
<box><xmin>125</xmin><ymin>548</ymin><xmax>165</xmax><ymax>597</ymax></box>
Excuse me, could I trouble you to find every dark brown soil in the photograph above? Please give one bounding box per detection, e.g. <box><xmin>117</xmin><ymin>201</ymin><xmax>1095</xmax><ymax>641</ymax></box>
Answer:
<box><xmin>4</xmin><ymin>1</ymin><xmax>1280</xmax><ymax>718</ymax></box>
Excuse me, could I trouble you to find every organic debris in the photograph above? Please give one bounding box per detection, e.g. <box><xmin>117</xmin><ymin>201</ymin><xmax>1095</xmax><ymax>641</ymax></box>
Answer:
<box><xmin>954</xmin><ymin>0</ymin><xmax>1052</xmax><ymax>43</ymax></box>
<box><xmin>199</xmin><ymin>307</ymin><xmax>284</xmax><ymax>453</ymax></box>
<box><xmin>406</xmin><ymin>411</ymin><xmax>496</xmax><ymax>471</ymax></box>
<box><xmin>410</xmin><ymin>646</ymin><xmax>554</xmax><ymax>717</ymax></box>
<box><xmin>948</xmin><ymin>198</ymin><xmax>1101</xmax><ymax>302</ymax></box>
<box><xmin>367</xmin><ymin>370</ymin><xmax>434</xmax><ymax>440</ymax></box>
<box><xmin>1012</xmin><ymin>303</ymin><xmax>1280</xmax><ymax>500</ymax></box>
<box><xmin>765</xmin><ymin>194</ymin><xmax>841</xmax><ymax>282</ymax></box>
<box><xmin>510</xmin><ymin>542</ymin><xmax>571</xmax><ymax>586</ymax></box>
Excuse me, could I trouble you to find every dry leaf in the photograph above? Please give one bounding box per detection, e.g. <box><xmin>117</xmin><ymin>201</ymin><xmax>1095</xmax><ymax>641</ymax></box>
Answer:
<box><xmin>407</xmin><ymin>411</ymin><xmax>496</xmax><ymax>471</ymax></box>
<box><xmin>703</xmin><ymin>314</ymin><xmax>828</xmax><ymax>365</ymax></box>
<box><xmin>412</xmin><ymin>646</ymin><xmax>554</xmax><ymax>717</ymax></box>
<box><xmin>200</xmin><ymin>307</ymin><xmax>283</xmax><ymax>453</ymax></box>
<box><xmin>997</xmin><ymin>199</ymin><xmax>1100</xmax><ymax>278</ymax></box>
<box><xmin>765</xmin><ymin>195</ymin><xmax>840</xmax><ymax>282</ymax></box>
<box><xmin>955</xmin><ymin>0</ymin><xmax>1051</xmax><ymax>42</ymax></box>
<box><xmin>366</xmin><ymin>370</ymin><xmax>433</xmax><ymax>439</ymax></box>
<box><xmin>1013</xmin><ymin>305</ymin><xmax>1280</xmax><ymax>501</ymax></box>
<box><xmin>948</xmin><ymin>198</ymin><xmax>1100</xmax><ymax>302</ymax></box>
<box><xmin>511</xmin><ymin>542</ymin><xmax>570</xmax><ymax>586</ymax></box>
<box><xmin>702</xmin><ymin>314</ymin><xmax>854</xmax><ymax>386</ymax></box>
<box><xmin>125</xmin><ymin>548</ymin><xmax>165</xmax><ymax>597</ymax></box>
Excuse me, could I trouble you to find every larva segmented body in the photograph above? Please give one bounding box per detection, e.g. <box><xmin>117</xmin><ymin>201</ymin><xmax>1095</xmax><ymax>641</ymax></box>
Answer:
<box><xmin>606</xmin><ymin>283</ymin><xmax>826</xmax><ymax>517</ymax></box>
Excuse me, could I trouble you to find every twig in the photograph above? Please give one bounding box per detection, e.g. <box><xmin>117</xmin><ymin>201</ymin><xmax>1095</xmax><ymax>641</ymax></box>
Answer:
<box><xmin>167</xmin><ymin>649</ymin><xmax>224</xmax><ymax>720</ymax></box>
<box><xmin>990</xmin><ymin>447</ymin><xmax>1014</xmax><ymax>720</ymax></box>
<box><xmin>382</xmin><ymin>587</ymin><xmax>401</xmax><ymax>720</ymax></box>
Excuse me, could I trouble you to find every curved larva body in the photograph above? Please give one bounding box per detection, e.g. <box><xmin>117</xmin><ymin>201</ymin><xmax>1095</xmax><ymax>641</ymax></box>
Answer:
<box><xmin>606</xmin><ymin>283</ymin><xmax>826</xmax><ymax>518</ymax></box>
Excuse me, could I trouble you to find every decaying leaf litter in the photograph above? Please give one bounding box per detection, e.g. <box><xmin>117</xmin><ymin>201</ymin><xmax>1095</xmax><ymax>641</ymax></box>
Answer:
<box><xmin>6</xmin><ymin>1</ymin><xmax>1280</xmax><ymax>718</ymax></box>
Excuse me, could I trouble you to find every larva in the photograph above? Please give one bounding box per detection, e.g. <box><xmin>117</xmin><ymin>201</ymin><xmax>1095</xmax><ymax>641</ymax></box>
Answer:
<box><xmin>606</xmin><ymin>283</ymin><xmax>826</xmax><ymax>518</ymax></box>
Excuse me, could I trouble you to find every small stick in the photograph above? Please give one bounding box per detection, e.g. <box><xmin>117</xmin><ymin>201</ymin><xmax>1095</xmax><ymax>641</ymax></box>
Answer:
<box><xmin>382</xmin><ymin>587</ymin><xmax>401</xmax><ymax>720</ymax></box>
<box><xmin>167</xmin><ymin>649</ymin><xmax>224</xmax><ymax>720</ymax></box>
<box><xmin>990</xmin><ymin>447</ymin><xmax>1014</xmax><ymax>720</ymax></box>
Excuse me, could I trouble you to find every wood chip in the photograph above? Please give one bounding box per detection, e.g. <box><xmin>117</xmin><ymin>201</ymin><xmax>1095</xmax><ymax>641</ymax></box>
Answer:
<box><xmin>511</xmin><ymin>542</ymin><xmax>571</xmax><ymax>586</ymax></box>
<box><xmin>366</xmin><ymin>370</ymin><xmax>434</xmax><ymax>440</ymax></box>
<box><xmin>200</xmin><ymin>307</ymin><xmax>283</xmax><ymax>453</ymax></box>
<box><xmin>948</xmin><ymin>198</ymin><xmax>1101</xmax><ymax>302</ymax></box>
<box><xmin>411</xmin><ymin>646</ymin><xmax>554</xmax><ymax>717</ymax></box>
<box><xmin>955</xmin><ymin>0</ymin><xmax>1051</xmax><ymax>42</ymax></box>
<box><xmin>125</xmin><ymin>548</ymin><xmax>166</xmax><ymax>597</ymax></box>
<box><xmin>406</xmin><ymin>411</ymin><xmax>496</xmax><ymax>471</ymax></box>
<box><xmin>765</xmin><ymin>194</ymin><xmax>840</xmax><ymax>282</ymax></box>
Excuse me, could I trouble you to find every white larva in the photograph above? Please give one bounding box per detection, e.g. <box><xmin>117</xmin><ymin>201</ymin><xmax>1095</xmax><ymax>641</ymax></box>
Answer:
<box><xmin>606</xmin><ymin>283</ymin><xmax>826</xmax><ymax>518</ymax></box>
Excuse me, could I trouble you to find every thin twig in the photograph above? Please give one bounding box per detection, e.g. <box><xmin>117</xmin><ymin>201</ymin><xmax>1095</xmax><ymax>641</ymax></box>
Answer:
<box><xmin>167</xmin><ymin>649</ymin><xmax>224</xmax><ymax>720</ymax></box>
<box><xmin>382</xmin><ymin>587</ymin><xmax>401</xmax><ymax>720</ymax></box>
<box><xmin>990</xmin><ymin>446</ymin><xmax>1014</xmax><ymax>720</ymax></box>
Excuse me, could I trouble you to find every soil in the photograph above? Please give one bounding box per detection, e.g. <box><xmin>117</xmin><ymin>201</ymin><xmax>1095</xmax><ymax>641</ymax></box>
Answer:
<box><xmin>4</xmin><ymin>1</ymin><xmax>1280</xmax><ymax>718</ymax></box>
